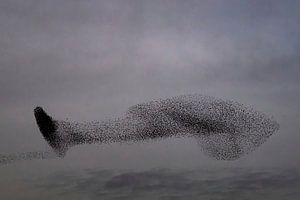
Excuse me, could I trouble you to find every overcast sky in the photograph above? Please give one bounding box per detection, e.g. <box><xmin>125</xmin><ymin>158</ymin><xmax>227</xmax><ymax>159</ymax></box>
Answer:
<box><xmin>0</xmin><ymin>0</ymin><xmax>300</xmax><ymax>172</ymax></box>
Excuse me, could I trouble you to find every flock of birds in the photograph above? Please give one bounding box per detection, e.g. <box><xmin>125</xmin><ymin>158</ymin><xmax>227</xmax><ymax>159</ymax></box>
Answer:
<box><xmin>1</xmin><ymin>94</ymin><xmax>279</xmax><ymax>165</ymax></box>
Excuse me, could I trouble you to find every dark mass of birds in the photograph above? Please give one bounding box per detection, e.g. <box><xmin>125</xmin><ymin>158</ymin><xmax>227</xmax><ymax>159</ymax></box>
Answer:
<box><xmin>0</xmin><ymin>94</ymin><xmax>279</xmax><ymax>165</ymax></box>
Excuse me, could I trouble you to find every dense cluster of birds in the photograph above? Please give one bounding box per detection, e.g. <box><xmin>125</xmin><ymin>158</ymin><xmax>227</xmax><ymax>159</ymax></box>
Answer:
<box><xmin>0</xmin><ymin>94</ymin><xmax>279</xmax><ymax>165</ymax></box>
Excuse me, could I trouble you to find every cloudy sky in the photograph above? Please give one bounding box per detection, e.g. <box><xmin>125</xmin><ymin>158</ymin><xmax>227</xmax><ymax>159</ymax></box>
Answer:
<box><xmin>0</xmin><ymin>0</ymin><xmax>300</xmax><ymax>198</ymax></box>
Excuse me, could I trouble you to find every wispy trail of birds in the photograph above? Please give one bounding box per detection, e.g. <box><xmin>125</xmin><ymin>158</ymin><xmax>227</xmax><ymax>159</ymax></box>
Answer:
<box><xmin>0</xmin><ymin>94</ymin><xmax>279</xmax><ymax>165</ymax></box>
<box><xmin>0</xmin><ymin>151</ymin><xmax>56</xmax><ymax>165</ymax></box>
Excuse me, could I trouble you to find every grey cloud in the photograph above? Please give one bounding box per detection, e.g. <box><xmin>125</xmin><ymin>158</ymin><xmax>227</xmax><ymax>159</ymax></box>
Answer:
<box><xmin>27</xmin><ymin>168</ymin><xmax>300</xmax><ymax>200</ymax></box>
<box><xmin>2</xmin><ymin>0</ymin><xmax>299</xmax><ymax>107</ymax></box>
<box><xmin>0</xmin><ymin>0</ymin><xmax>300</xmax><ymax>168</ymax></box>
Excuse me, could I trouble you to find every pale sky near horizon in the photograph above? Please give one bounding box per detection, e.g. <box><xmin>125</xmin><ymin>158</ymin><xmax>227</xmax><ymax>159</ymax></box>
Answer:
<box><xmin>1</xmin><ymin>0</ymin><xmax>300</xmax><ymax>171</ymax></box>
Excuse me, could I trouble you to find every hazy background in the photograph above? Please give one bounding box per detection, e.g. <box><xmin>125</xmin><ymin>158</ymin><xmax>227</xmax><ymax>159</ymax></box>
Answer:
<box><xmin>0</xmin><ymin>0</ymin><xmax>299</xmax><ymax>199</ymax></box>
